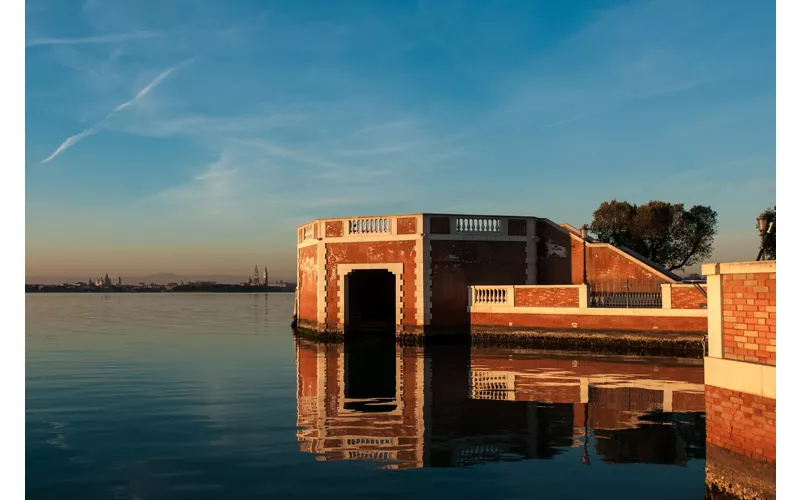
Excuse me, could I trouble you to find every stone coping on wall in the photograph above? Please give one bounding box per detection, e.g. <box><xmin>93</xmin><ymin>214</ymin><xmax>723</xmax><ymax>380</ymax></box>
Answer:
<box><xmin>702</xmin><ymin>260</ymin><xmax>776</xmax><ymax>276</ymax></box>
<box><xmin>704</xmin><ymin>357</ymin><xmax>776</xmax><ymax>399</ymax></box>
<box><xmin>468</xmin><ymin>304</ymin><xmax>708</xmax><ymax>317</ymax></box>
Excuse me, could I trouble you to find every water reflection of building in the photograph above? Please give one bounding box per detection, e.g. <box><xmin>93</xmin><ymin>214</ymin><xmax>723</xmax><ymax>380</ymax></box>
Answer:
<box><xmin>296</xmin><ymin>339</ymin><xmax>427</xmax><ymax>469</ymax></box>
<box><xmin>296</xmin><ymin>339</ymin><xmax>706</xmax><ymax>469</ymax></box>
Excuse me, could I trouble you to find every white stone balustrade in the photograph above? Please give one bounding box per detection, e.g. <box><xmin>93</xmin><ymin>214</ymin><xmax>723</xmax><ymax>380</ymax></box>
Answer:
<box><xmin>455</xmin><ymin>216</ymin><xmax>502</xmax><ymax>233</ymax></box>
<box><xmin>471</xmin><ymin>286</ymin><xmax>514</xmax><ymax>306</ymax></box>
<box><xmin>347</xmin><ymin>217</ymin><xmax>393</xmax><ymax>235</ymax></box>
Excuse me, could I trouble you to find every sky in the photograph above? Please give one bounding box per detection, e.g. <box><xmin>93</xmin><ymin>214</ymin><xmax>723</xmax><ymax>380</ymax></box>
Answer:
<box><xmin>25</xmin><ymin>0</ymin><xmax>776</xmax><ymax>281</ymax></box>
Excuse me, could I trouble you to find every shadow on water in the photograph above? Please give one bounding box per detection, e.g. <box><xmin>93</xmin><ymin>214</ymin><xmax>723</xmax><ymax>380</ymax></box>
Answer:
<box><xmin>295</xmin><ymin>333</ymin><xmax>706</xmax><ymax>470</ymax></box>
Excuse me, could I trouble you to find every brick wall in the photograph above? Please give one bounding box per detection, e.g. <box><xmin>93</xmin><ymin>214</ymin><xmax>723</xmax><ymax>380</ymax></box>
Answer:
<box><xmin>430</xmin><ymin>240</ymin><xmax>527</xmax><ymax>327</ymax></box>
<box><xmin>396</xmin><ymin>217</ymin><xmax>417</xmax><ymax>235</ymax></box>
<box><xmin>325</xmin><ymin>220</ymin><xmax>343</xmax><ymax>238</ymax></box>
<box><xmin>671</xmin><ymin>285</ymin><xmax>707</xmax><ymax>309</ymax></box>
<box><xmin>297</xmin><ymin>244</ymin><xmax>318</xmax><ymax>325</ymax></box>
<box><xmin>721</xmin><ymin>272</ymin><xmax>776</xmax><ymax>366</ymax></box>
<box><xmin>470</xmin><ymin>311</ymin><xmax>706</xmax><ymax>332</ymax></box>
<box><xmin>705</xmin><ymin>384</ymin><xmax>776</xmax><ymax>463</ymax></box>
<box><xmin>514</xmin><ymin>286</ymin><xmax>579</xmax><ymax>307</ymax></box>
<box><xmin>584</xmin><ymin>245</ymin><xmax>669</xmax><ymax>288</ymax></box>
<box><xmin>324</xmin><ymin>240</ymin><xmax>417</xmax><ymax>330</ymax></box>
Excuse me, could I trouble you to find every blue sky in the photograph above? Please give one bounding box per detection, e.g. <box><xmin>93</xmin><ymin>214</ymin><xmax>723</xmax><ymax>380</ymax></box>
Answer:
<box><xmin>25</xmin><ymin>0</ymin><xmax>776</xmax><ymax>279</ymax></box>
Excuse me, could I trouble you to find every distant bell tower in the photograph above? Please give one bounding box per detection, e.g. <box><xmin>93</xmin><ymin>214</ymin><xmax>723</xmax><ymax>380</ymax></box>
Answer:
<box><xmin>253</xmin><ymin>265</ymin><xmax>260</xmax><ymax>286</ymax></box>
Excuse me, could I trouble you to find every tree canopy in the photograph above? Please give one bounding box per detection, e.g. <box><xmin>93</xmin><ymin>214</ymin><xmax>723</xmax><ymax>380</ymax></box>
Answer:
<box><xmin>758</xmin><ymin>207</ymin><xmax>775</xmax><ymax>260</ymax></box>
<box><xmin>589</xmin><ymin>200</ymin><xmax>717</xmax><ymax>272</ymax></box>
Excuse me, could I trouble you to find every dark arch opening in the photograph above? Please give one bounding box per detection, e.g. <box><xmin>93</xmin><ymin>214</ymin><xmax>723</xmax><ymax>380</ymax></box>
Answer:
<box><xmin>345</xmin><ymin>269</ymin><xmax>396</xmax><ymax>333</ymax></box>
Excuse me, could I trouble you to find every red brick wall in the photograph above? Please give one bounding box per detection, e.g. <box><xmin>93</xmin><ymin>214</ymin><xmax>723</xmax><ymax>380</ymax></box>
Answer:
<box><xmin>672</xmin><ymin>285</ymin><xmax>707</xmax><ymax>309</ymax></box>
<box><xmin>580</xmin><ymin>244</ymin><xmax>669</xmax><ymax>288</ymax></box>
<box><xmin>705</xmin><ymin>384</ymin><xmax>776</xmax><ymax>463</ymax></box>
<box><xmin>397</xmin><ymin>217</ymin><xmax>417</xmax><ymax>235</ymax></box>
<box><xmin>514</xmin><ymin>286</ymin><xmax>579</xmax><ymax>307</ymax></box>
<box><xmin>325</xmin><ymin>221</ymin><xmax>343</xmax><ymax>238</ymax></box>
<box><xmin>430</xmin><ymin>241</ymin><xmax>527</xmax><ymax>327</ymax></box>
<box><xmin>325</xmin><ymin>241</ymin><xmax>417</xmax><ymax>330</ymax></box>
<box><xmin>298</xmin><ymin>245</ymin><xmax>318</xmax><ymax>325</ymax></box>
<box><xmin>722</xmin><ymin>272</ymin><xmax>776</xmax><ymax>366</ymax></box>
<box><xmin>471</xmin><ymin>311</ymin><xmax>706</xmax><ymax>333</ymax></box>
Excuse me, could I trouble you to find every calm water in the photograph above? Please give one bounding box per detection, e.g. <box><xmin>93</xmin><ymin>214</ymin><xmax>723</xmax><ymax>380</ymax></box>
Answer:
<box><xmin>27</xmin><ymin>294</ymin><xmax>706</xmax><ymax>499</ymax></box>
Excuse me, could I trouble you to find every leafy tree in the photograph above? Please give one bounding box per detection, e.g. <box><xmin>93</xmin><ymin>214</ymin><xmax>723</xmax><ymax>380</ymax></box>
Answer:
<box><xmin>590</xmin><ymin>200</ymin><xmax>717</xmax><ymax>272</ymax></box>
<box><xmin>758</xmin><ymin>207</ymin><xmax>776</xmax><ymax>260</ymax></box>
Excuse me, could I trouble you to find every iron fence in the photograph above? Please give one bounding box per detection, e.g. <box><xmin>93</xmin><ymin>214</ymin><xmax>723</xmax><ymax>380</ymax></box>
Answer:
<box><xmin>589</xmin><ymin>278</ymin><xmax>662</xmax><ymax>308</ymax></box>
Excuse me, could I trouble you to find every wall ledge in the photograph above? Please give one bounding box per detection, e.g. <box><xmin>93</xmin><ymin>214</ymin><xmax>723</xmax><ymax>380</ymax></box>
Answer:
<box><xmin>704</xmin><ymin>356</ymin><xmax>776</xmax><ymax>399</ymax></box>
<box><xmin>702</xmin><ymin>260</ymin><xmax>776</xmax><ymax>276</ymax></box>
<box><xmin>469</xmin><ymin>305</ymin><xmax>708</xmax><ymax>317</ymax></box>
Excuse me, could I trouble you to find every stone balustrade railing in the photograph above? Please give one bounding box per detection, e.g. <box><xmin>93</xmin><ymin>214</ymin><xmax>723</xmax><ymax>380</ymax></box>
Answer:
<box><xmin>471</xmin><ymin>286</ymin><xmax>515</xmax><ymax>306</ymax></box>
<box><xmin>347</xmin><ymin>217</ymin><xmax>393</xmax><ymax>235</ymax></box>
<box><xmin>455</xmin><ymin>216</ymin><xmax>502</xmax><ymax>233</ymax></box>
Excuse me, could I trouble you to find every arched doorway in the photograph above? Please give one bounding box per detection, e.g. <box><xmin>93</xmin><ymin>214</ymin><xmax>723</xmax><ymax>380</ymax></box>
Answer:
<box><xmin>345</xmin><ymin>269</ymin><xmax>397</xmax><ymax>332</ymax></box>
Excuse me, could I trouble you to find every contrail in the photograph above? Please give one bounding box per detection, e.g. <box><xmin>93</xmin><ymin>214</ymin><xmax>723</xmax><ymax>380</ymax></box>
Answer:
<box><xmin>26</xmin><ymin>31</ymin><xmax>158</xmax><ymax>47</ymax></box>
<box><xmin>113</xmin><ymin>58</ymin><xmax>195</xmax><ymax>112</ymax></box>
<box><xmin>41</xmin><ymin>58</ymin><xmax>195</xmax><ymax>164</ymax></box>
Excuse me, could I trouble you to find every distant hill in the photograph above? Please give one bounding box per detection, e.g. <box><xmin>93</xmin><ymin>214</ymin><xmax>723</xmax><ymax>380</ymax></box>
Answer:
<box><xmin>27</xmin><ymin>273</ymin><xmax>295</xmax><ymax>286</ymax></box>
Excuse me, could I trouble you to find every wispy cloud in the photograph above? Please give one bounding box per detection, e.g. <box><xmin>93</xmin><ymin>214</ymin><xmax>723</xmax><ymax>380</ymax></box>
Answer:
<box><xmin>40</xmin><ymin>122</ymin><xmax>107</xmax><ymax>164</ymax></box>
<box><xmin>26</xmin><ymin>31</ymin><xmax>158</xmax><ymax>47</ymax></box>
<box><xmin>113</xmin><ymin>58</ymin><xmax>195</xmax><ymax>112</ymax></box>
<box><xmin>41</xmin><ymin>58</ymin><xmax>195</xmax><ymax>164</ymax></box>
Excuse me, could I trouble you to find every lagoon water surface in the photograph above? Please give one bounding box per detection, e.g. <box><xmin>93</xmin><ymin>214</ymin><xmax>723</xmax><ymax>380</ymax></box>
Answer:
<box><xmin>27</xmin><ymin>294</ymin><xmax>706</xmax><ymax>499</ymax></box>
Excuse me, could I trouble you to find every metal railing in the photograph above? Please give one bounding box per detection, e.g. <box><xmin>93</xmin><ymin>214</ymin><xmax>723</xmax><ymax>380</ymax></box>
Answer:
<box><xmin>589</xmin><ymin>279</ymin><xmax>662</xmax><ymax>308</ymax></box>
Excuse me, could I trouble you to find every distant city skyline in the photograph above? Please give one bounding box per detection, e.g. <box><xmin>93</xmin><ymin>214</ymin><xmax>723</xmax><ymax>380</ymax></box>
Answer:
<box><xmin>26</xmin><ymin>0</ymin><xmax>775</xmax><ymax>279</ymax></box>
<box><xmin>25</xmin><ymin>270</ymin><xmax>296</xmax><ymax>286</ymax></box>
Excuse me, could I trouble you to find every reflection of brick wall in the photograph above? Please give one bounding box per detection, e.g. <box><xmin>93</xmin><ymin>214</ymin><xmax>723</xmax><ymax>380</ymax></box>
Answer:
<box><xmin>722</xmin><ymin>272</ymin><xmax>776</xmax><ymax>366</ymax></box>
<box><xmin>515</xmin><ymin>286</ymin><xmax>579</xmax><ymax>307</ymax></box>
<box><xmin>470</xmin><ymin>311</ymin><xmax>706</xmax><ymax>332</ymax></box>
<box><xmin>705</xmin><ymin>384</ymin><xmax>776</xmax><ymax>463</ymax></box>
<box><xmin>672</xmin><ymin>391</ymin><xmax>705</xmax><ymax>413</ymax></box>
<box><xmin>471</xmin><ymin>355</ymin><xmax>704</xmax><ymax>383</ymax></box>
<box><xmin>672</xmin><ymin>286</ymin><xmax>707</xmax><ymax>309</ymax></box>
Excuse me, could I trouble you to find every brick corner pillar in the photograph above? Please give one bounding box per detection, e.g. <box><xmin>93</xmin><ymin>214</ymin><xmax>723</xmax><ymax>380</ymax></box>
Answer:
<box><xmin>702</xmin><ymin>260</ymin><xmax>776</xmax><ymax>499</ymax></box>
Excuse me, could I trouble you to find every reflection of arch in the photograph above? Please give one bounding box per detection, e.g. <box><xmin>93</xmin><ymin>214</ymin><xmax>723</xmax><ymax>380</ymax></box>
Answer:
<box><xmin>337</xmin><ymin>263</ymin><xmax>404</xmax><ymax>330</ymax></box>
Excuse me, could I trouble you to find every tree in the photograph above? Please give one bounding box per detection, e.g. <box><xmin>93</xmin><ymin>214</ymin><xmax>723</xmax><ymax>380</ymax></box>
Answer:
<box><xmin>758</xmin><ymin>207</ymin><xmax>776</xmax><ymax>260</ymax></box>
<box><xmin>117</xmin><ymin>276</ymin><xmax>122</xmax><ymax>287</ymax></box>
<box><xmin>590</xmin><ymin>200</ymin><xmax>717</xmax><ymax>272</ymax></box>
<box><xmin>104</xmin><ymin>273</ymin><xmax>112</xmax><ymax>288</ymax></box>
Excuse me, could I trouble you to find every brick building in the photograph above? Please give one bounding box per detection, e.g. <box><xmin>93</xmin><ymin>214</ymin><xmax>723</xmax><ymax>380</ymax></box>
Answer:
<box><xmin>295</xmin><ymin>212</ymin><xmax>697</xmax><ymax>338</ymax></box>
<box><xmin>702</xmin><ymin>260</ymin><xmax>776</xmax><ymax>498</ymax></box>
